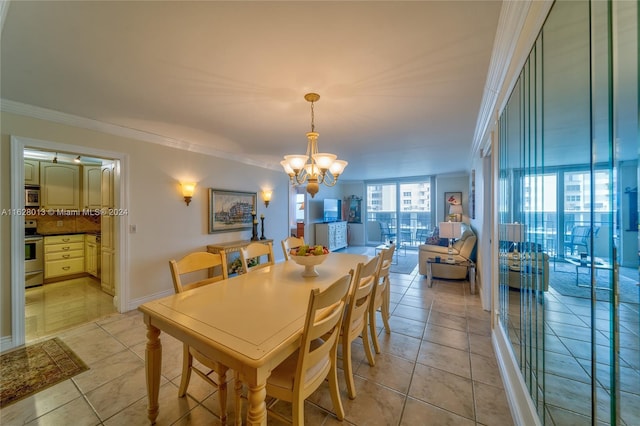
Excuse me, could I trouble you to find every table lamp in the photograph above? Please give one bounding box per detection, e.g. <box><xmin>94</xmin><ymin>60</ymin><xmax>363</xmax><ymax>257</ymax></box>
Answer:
<box><xmin>449</xmin><ymin>203</ymin><xmax>463</xmax><ymax>221</ymax></box>
<box><xmin>505</xmin><ymin>223</ymin><xmax>526</xmax><ymax>268</ymax></box>
<box><xmin>439</xmin><ymin>221</ymin><xmax>462</xmax><ymax>263</ymax></box>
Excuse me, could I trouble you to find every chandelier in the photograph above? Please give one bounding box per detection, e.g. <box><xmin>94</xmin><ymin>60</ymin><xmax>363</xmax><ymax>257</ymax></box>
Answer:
<box><xmin>280</xmin><ymin>93</ymin><xmax>348</xmax><ymax>198</ymax></box>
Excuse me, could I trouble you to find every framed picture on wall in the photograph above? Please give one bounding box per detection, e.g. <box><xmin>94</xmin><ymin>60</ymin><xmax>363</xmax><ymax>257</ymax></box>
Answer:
<box><xmin>344</xmin><ymin>195</ymin><xmax>362</xmax><ymax>223</ymax></box>
<box><xmin>208</xmin><ymin>189</ymin><xmax>256</xmax><ymax>233</ymax></box>
<box><xmin>470</xmin><ymin>170</ymin><xmax>476</xmax><ymax>219</ymax></box>
<box><xmin>444</xmin><ymin>191</ymin><xmax>462</xmax><ymax>220</ymax></box>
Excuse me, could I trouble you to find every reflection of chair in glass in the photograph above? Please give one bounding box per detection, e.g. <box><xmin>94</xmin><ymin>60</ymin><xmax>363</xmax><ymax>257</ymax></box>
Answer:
<box><xmin>281</xmin><ymin>236</ymin><xmax>305</xmax><ymax>260</ymax></box>
<box><xmin>415</xmin><ymin>228</ymin><xmax>429</xmax><ymax>245</ymax></box>
<box><xmin>566</xmin><ymin>226</ymin><xmax>596</xmax><ymax>255</ymax></box>
<box><xmin>264</xmin><ymin>274</ymin><xmax>351</xmax><ymax>424</ymax></box>
<box><xmin>340</xmin><ymin>255</ymin><xmax>380</xmax><ymax>399</ymax></box>
<box><xmin>369</xmin><ymin>244</ymin><xmax>394</xmax><ymax>358</ymax></box>
<box><xmin>240</xmin><ymin>242</ymin><xmax>274</xmax><ymax>273</ymax></box>
<box><xmin>399</xmin><ymin>228</ymin><xmax>412</xmax><ymax>246</ymax></box>
<box><xmin>378</xmin><ymin>221</ymin><xmax>396</xmax><ymax>243</ymax></box>
<box><xmin>169</xmin><ymin>251</ymin><xmax>234</xmax><ymax>422</ymax></box>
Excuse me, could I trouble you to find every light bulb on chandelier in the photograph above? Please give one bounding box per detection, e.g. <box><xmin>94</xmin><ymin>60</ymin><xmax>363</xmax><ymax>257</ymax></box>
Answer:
<box><xmin>281</xmin><ymin>93</ymin><xmax>348</xmax><ymax>198</ymax></box>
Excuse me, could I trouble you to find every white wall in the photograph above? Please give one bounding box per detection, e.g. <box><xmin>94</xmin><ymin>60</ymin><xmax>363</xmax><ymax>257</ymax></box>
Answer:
<box><xmin>435</xmin><ymin>174</ymin><xmax>470</xmax><ymax>223</ymax></box>
<box><xmin>0</xmin><ymin>111</ymin><xmax>290</xmax><ymax>338</ymax></box>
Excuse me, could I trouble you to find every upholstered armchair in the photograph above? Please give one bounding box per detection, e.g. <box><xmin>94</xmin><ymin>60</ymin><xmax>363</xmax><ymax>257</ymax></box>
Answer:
<box><xmin>418</xmin><ymin>223</ymin><xmax>477</xmax><ymax>279</ymax></box>
<box><xmin>500</xmin><ymin>246</ymin><xmax>549</xmax><ymax>292</ymax></box>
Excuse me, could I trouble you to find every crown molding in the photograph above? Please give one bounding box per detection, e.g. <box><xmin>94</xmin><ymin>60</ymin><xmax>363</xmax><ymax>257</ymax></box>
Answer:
<box><xmin>0</xmin><ymin>98</ymin><xmax>281</xmax><ymax>171</ymax></box>
<box><xmin>472</xmin><ymin>0</ymin><xmax>554</xmax><ymax>157</ymax></box>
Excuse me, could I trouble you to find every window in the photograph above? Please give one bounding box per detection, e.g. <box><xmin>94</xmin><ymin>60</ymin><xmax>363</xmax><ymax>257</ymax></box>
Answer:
<box><xmin>365</xmin><ymin>179</ymin><xmax>432</xmax><ymax>247</ymax></box>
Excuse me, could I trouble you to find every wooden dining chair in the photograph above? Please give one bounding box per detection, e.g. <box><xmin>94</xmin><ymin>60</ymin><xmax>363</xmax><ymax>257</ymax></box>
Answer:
<box><xmin>263</xmin><ymin>274</ymin><xmax>352</xmax><ymax>425</ymax></box>
<box><xmin>340</xmin><ymin>255</ymin><xmax>380</xmax><ymax>399</ymax></box>
<box><xmin>169</xmin><ymin>251</ymin><xmax>235</xmax><ymax>423</ymax></box>
<box><xmin>240</xmin><ymin>242</ymin><xmax>275</xmax><ymax>273</ymax></box>
<box><xmin>369</xmin><ymin>243</ymin><xmax>394</xmax><ymax>357</ymax></box>
<box><xmin>281</xmin><ymin>236</ymin><xmax>305</xmax><ymax>261</ymax></box>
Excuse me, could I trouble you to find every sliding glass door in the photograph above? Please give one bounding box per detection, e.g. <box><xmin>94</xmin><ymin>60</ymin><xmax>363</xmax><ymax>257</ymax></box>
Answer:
<box><xmin>365</xmin><ymin>178</ymin><xmax>433</xmax><ymax>247</ymax></box>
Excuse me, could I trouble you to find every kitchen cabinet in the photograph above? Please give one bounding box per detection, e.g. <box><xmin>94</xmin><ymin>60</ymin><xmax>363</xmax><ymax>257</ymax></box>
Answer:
<box><xmin>101</xmin><ymin>163</ymin><xmax>115</xmax><ymax>295</ymax></box>
<box><xmin>101</xmin><ymin>250</ymin><xmax>114</xmax><ymax>296</ymax></box>
<box><xmin>40</xmin><ymin>162</ymin><xmax>80</xmax><ymax>210</ymax></box>
<box><xmin>315</xmin><ymin>221</ymin><xmax>348</xmax><ymax>251</ymax></box>
<box><xmin>101</xmin><ymin>163</ymin><xmax>114</xmax><ymax>208</ymax></box>
<box><xmin>24</xmin><ymin>159</ymin><xmax>40</xmax><ymax>185</ymax></box>
<box><xmin>85</xmin><ymin>234</ymin><xmax>100</xmax><ymax>278</ymax></box>
<box><xmin>82</xmin><ymin>165</ymin><xmax>102</xmax><ymax>210</ymax></box>
<box><xmin>44</xmin><ymin>234</ymin><xmax>85</xmax><ymax>279</ymax></box>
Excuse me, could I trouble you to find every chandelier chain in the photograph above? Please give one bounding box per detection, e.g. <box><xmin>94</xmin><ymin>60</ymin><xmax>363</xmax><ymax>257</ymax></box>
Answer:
<box><xmin>310</xmin><ymin>100</ymin><xmax>315</xmax><ymax>132</ymax></box>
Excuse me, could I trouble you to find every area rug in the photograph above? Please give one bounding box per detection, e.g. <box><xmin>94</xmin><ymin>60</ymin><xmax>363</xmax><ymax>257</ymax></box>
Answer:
<box><xmin>390</xmin><ymin>251</ymin><xmax>419</xmax><ymax>274</ymax></box>
<box><xmin>549</xmin><ymin>261</ymin><xmax>639</xmax><ymax>304</ymax></box>
<box><xmin>0</xmin><ymin>338</ymin><xmax>89</xmax><ymax>407</ymax></box>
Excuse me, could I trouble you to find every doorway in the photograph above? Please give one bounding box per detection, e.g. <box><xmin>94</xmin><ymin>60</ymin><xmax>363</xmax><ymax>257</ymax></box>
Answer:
<box><xmin>7</xmin><ymin>136</ymin><xmax>128</xmax><ymax>350</ymax></box>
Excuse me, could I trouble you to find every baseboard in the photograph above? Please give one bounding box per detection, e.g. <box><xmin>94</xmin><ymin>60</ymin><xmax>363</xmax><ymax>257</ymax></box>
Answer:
<box><xmin>0</xmin><ymin>335</ymin><xmax>15</xmax><ymax>353</ymax></box>
<box><xmin>126</xmin><ymin>289</ymin><xmax>174</xmax><ymax>312</ymax></box>
<box><xmin>492</xmin><ymin>326</ymin><xmax>542</xmax><ymax>426</ymax></box>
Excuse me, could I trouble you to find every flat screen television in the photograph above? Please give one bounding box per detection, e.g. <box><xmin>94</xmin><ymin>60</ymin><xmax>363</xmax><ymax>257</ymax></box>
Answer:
<box><xmin>323</xmin><ymin>198</ymin><xmax>341</xmax><ymax>222</ymax></box>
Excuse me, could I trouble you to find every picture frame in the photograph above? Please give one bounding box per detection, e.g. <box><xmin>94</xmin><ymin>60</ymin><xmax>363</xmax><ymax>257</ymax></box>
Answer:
<box><xmin>470</xmin><ymin>170</ymin><xmax>476</xmax><ymax>219</ymax></box>
<box><xmin>444</xmin><ymin>191</ymin><xmax>462</xmax><ymax>221</ymax></box>
<box><xmin>208</xmin><ymin>189</ymin><xmax>256</xmax><ymax>234</ymax></box>
<box><xmin>344</xmin><ymin>195</ymin><xmax>362</xmax><ymax>223</ymax></box>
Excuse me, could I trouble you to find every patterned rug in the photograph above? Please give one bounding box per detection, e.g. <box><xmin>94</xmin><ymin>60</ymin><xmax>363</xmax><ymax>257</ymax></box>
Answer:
<box><xmin>0</xmin><ymin>338</ymin><xmax>89</xmax><ymax>407</ymax></box>
<box><xmin>550</xmin><ymin>261</ymin><xmax>639</xmax><ymax>304</ymax></box>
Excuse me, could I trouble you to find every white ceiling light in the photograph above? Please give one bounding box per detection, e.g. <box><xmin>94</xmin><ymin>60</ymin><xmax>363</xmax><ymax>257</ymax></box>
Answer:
<box><xmin>281</xmin><ymin>93</ymin><xmax>348</xmax><ymax>198</ymax></box>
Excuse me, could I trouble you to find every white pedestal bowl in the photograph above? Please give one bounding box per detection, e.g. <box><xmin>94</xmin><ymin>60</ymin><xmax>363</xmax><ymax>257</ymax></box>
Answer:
<box><xmin>289</xmin><ymin>254</ymin><xmax>328</xmax><ymax>277</ymax></box>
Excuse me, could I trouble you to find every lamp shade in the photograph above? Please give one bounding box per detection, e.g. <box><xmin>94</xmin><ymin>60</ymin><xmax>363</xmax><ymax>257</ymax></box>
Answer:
<box><xmin>439</xmin><ymin>221</ymin><xmax>462</xmax><ymax>239</ymax></box>
<box><xmin>504</xmin><ymin>223</ymin><xmax>526</xmax><ymax>242</ymax></box>
<box><xmin>449</xmin><ymin>204</ymin><xmax>463</xmax><ymax>215</ymax></box>
<box><xmin>181</xmin><ymin>183</ymin><xmax>195</xmax><ymax>197</ymax></box>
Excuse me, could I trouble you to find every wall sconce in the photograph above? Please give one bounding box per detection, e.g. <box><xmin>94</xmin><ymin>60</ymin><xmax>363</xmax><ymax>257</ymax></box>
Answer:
<box><xmin>262</xmin><ymin>190</ymin><xmax>273</xmax><ymax>208</ymax></box>
<box><xmin>181</xmin><ymin>183</ymin><xmax>196</xmax><ymax>206</ymax></box>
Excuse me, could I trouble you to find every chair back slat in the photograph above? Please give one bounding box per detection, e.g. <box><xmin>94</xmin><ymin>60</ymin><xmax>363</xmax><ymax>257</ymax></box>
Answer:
<box><xmin>281</xmin><ymin>236</ymin><xmax>305</xmax><ymax>260</ymax></box>
<box><xmin>344</xmin><ymin>256</ymin><xmax>380</xmax><ymax>335</ymax></box>
<box><xmin>295</xmin><ymin>274</ymin><xmax>351</xmax><ymax>398</ymax></box>
<box><xmin>240</xmin><ymin>242</ymin><xmax>275</xmax><ymax>273</ymax></box>
<box><xmin>169</xmin><ymin>251</ymin><xmax>228</xmax><ymax>294</ymax></box>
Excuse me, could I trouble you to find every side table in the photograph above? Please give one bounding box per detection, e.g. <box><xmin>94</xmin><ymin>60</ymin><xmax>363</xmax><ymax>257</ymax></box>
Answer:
<box><xmin>426</xmin><ymin>258</ymin><xmax>476</xmax><ymax>294</ymax></box>
<box><xmin>207</xmin><ymin>239</ymin><xmax>273</xmax><ymax>275</ymax></box>
<box><xmin>375</xmin><ymin>244</ymin><xmax>399</xmax><ymax>264</ymax></box>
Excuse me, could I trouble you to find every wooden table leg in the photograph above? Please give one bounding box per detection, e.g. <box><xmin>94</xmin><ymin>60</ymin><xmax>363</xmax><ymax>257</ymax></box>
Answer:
<box><xmin>246</xmin><ymin>382</ymin><xmax>267</xmax><ymax>426</ymax></box>
<box><xmin>427</xmin><ymin>261</ymin><xmax>433</xmax><ymax>287</ymax></box>
<box><xmin>144</xmin><ymin>322</ymin><xmax>162</xmax><ymax>424</ymax></box>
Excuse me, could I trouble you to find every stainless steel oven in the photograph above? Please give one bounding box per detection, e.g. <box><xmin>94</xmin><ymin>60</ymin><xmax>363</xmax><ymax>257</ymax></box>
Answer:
<box><xmin>25</xmin><ymin>220</ymin><xmax>43</xmax><ymax>288</ymax></box>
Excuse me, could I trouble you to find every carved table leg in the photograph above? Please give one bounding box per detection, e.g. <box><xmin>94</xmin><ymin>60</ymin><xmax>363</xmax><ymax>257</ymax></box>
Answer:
<box><xmin>246</xmin><ymin>382</ymin><xmax>267</xmax><ymax>426</ymax></box>
<box><xmin>145</xmin><ymin>324</ymin><xmax>162</xmax><ymax>424</ymax></box>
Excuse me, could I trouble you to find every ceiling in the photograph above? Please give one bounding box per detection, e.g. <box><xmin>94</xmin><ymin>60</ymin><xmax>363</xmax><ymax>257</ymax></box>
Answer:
<box><xmin>1</xmin><ymin>1</ymin><xmax>502</xmax><ymax>181</ymax></box>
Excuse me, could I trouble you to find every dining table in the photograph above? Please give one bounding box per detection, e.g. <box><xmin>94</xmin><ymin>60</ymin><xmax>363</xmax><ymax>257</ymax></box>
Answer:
<box><xmin>138</xmin><ymin>252</ymin><xmax>369</xmax><ymax>425</ymax></box>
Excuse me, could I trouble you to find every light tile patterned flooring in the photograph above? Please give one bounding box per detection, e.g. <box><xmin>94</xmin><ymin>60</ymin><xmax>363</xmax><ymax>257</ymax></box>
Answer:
<box><xmin>2</xmin><ymin>258</ymin><xmax>512</xmax><ymax>425</ymax></box>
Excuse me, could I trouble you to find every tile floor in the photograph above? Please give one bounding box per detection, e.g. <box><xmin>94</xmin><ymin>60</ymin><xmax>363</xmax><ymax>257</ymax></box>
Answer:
<box><xmin>505</xmin><ymin>263</ymin><xmax>639</xmax><ymax>426</ymax></box>
<box><xmin>2</xmin><ymin>256</ymin><xmax>513</xmax><ymax>425</ymax></box>
<box><xmin>25</xmin><ymin>276</ymin><xmax>117</xmax><ymax>342</ymax></box>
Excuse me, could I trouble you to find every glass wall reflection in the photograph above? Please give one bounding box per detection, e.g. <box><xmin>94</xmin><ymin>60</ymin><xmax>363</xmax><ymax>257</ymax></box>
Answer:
<box><xmin>497</xmin><ymin>0</ymin><xmax>638</xmax><ymax>424</ymax></box>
